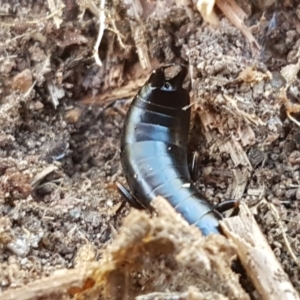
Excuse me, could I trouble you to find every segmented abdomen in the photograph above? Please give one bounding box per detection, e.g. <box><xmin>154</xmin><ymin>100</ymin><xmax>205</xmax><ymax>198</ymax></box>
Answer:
<box><xmin>121</xmin><ymin>97</ymin><xmax>221</xmax><ymax>235</ymax></box>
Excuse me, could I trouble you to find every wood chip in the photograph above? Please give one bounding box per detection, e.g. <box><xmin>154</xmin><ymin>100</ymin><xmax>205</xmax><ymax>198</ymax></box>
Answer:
<box><xmin>196</xmin><ymin>0</ymin><xmax>219</xmax><ymax>26</ymax></box>
<box><xmin>0</xmin><ymin>264</ymin><xmax>98</xmax><ymax>300</ymax></box>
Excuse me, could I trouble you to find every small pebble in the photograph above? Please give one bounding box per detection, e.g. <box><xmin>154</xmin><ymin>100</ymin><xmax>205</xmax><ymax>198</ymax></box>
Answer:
<box><xmin>7</xmin><ymin>238</ymin><xmax>30</xmax><ymax>257</ymax></box>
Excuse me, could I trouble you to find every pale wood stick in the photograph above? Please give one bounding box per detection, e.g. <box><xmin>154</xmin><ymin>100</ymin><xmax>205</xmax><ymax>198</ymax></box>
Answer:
<box><xmin>220</xmin><ymin>202</ymin><xmax>300</xmax><ymax>300</ymax></box>
<box><xmin>0</xmin><ymin>264</ymin><xmax>99</xmax><ymax>300</ymax></box>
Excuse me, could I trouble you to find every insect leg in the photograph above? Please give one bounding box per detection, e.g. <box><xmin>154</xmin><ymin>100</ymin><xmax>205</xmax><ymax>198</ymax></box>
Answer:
<box><xmin>214</xmin><ymin>199</ymin><xmax>240</xmax><ymax>217</ymax></box>
<box><xmin>190</xmin><ymin>151</ymin><xmax>200</xmax><ymax>182</ymax></box>
<box><xmin>116</xmin><ymin>182</ymin><xmax>145</xmax><ymax>210</ymax></box>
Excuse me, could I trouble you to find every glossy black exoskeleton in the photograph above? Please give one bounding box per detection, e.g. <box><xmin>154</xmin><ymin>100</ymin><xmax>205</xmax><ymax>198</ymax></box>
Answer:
<box><xmin>117</xmin><ymin>66</ymin><xmax>226</xmax><ymax>235</ymax></box>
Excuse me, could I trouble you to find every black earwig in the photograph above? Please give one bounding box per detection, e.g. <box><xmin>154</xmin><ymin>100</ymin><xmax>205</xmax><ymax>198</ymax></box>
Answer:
<box><xmin>117</xmin><ymin>66</ymin><xmax>235</xmax><ymax>236</ymax></box>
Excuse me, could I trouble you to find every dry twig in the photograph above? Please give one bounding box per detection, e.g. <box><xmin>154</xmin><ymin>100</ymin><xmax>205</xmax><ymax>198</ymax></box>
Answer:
<box><xmin>0</xmin><ymin>264</ymin><xmax>99</xmax><ymax>300</ymax></box>
<box><xmin>107</xmin><ymin>12</ymin><xmax>127</xmax><ymax>49</ymax></box>
<box><xmin>220</xmin><ymin>202</ymin><xmax>300</xmax><ymax>300</ymax></box>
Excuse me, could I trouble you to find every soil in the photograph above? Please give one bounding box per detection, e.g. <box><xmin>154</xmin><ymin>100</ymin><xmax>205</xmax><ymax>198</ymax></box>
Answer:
<box><xmin>0</xmin><ymin>0</ymin><xmax>300</xmax><ymax>299</ymax></box>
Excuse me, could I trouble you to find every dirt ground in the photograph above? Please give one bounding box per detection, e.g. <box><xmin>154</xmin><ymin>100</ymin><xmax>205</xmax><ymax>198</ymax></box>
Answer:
<box><xmin>0</xmin><ymin>0</ymin><xmax>300</xmax><ymax>299</ymax></box>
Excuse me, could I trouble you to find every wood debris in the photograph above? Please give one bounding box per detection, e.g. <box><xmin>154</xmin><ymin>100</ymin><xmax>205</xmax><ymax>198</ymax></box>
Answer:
<box><xmin>226</xmin><ymin>168</ymin><xmax>249</xmax><ymax>199</ymax></box>
<box><xmin>197</xmin><ymin>106</ymin><xmax>222</xmax><ymax>134</ymax></box>
<box><xmin>24</xmin><ymin>56</ymin><xmax>51</xmax><ymax>99</ymax></box>
<box><xmin>123</xmin><ymin>0</ymin><xmax>151</xmax><ymax>69</ymax></box>
<box><xmin>135</xmin><ymin>287</ymin><xmax>229</xmax><ymax>300</ymax></box>
<box><xmin>194</xmin><ymin>0</ymin><xmax>260</xmax><ymax>54</ymax></box>
<box><xmin>0</xmin><ymin>197</ymin><xmax>252</xmax><ymax>300</ymax></box>
<box><xmin>47</xmin><ymin>0</ymin><xmax>65</xmax><ymax>29</ymax></box>
<box><xmin>220</xmin><ymin>202</ymin><xmax>300</xmax><ymax>300</ymax></box>
<box><xmin>219</xmin><ymin>136</ymin><xmax>252</xmax><ymax>170</ymax></box>
<box><xmin>81</xmin><ymin>74</ymin><xmax>148</xmax><ymax>105</ymax></box>
<box><xmin>223</xmin><ymin>94</ymin><xmax>265</xmax><ymax>127</ymax></box>
<box><xmin>215</xmin><ymin>0</ymin><xmax>260</xmax><ymax>54</ymax></box>
<box><xmin>196</xmin><ymin>0</ymin><xmax>219</xmax><ymax>26</ymax></box>
<box><xmin>0</xmin><ymin>264</ymin><xmax>99</xmax><ymax>300</ymax></box>
<box><xmin>47</xmin><ymin>80</ymin><xmax>65</xmax><ymax>110</ymax></box>
<box><xmin>74</xmin><ymin>243</ymin><xmax>97</xmax><ymax>267</ymax></box>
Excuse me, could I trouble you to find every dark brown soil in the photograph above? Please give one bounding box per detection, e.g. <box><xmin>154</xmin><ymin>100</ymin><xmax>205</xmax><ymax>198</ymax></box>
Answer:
<box><xmin>0</xmin><ymin>0</ymin><xmax>300</xmax><ymax>299</ymax></box>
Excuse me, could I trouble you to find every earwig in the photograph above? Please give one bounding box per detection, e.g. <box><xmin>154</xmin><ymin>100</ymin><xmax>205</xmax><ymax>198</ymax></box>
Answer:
<box><xmin>117</xmin><ymin>66</ymin><xmax>235</xmax><ymax>236</ymax></box>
